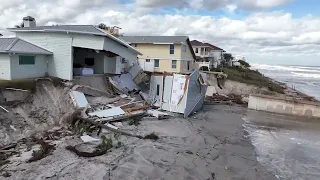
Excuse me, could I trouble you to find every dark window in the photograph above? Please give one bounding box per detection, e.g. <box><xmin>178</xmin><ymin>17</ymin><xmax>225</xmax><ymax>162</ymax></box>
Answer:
<box><xmin>154</xmin><ymin>59</ymin><xmax>159</xmax><ymax>67</ymax></box>
<box><xmin>19</xmin><ymin>56</ymin><xmax>35</xmax><ymax>65</ymax></box>
<box><xmin>146</xmin><ymin>59</ymin><xmax>150</xmax><ymax>62</ymax></box>
<box><xmin>85</xmin><ymin>58</ymin><xmax>94</xmax><ymax>66</ymax></box>
<box><xmin>170</xmin><ymin>44</ymin><xmax>174</xmax><ymax>54</ymax></box>
<box><xmin>195</xmin><ymin>48</ymin><xmax>198</xmax><ymax>53</ymax></box>
<box><xmin>187</xmin><ymin>61</ymin><xmax>190</xmax><ymax>70</ymax></box>
<box><xmin>172</xmin><ymin>60</ymin><xmax>177</xmax><ymax>69</ymax></box>
<box><xmin>156</xmin><ymin>84</ymin><xmax>160</xmax><ymax>96</ymax></box>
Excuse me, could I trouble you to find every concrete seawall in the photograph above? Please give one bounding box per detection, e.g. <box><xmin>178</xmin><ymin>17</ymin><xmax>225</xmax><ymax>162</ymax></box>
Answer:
<box><xmin>248</xmin><ymin>94</ymin><xmax>320</xmax><ymax>118</ymax></box>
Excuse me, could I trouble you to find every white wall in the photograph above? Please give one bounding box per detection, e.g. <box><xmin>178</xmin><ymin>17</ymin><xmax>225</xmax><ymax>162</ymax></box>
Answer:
<box><xmin>72</xmin><ymin>34</ymin><xmax>104</xmax><ymax>50</ymax></box>
<box><xmin>161</xmin><ymin>75</ymin><xmax>187</xmax><ymax>114</ymax></box>
<box><xmin>10</xmin><ymin>54</ymin><xmax>48</xmax><ymax>79</ymax></box>
<box><xmin>248</xmin><ymin>95</ymin><xmax>320</xmax><ymax>118</ymax></box>
<box><xmin>104</xmin><ymin>56</ymin><xmax>117</xmax><ymax>74</ymax></box>
<box><xmin>149</xmin><ymin>75</ymin><xmax>164</xmax><ymax>107</ymax></box>
<box><xmin>16</xmin><ymin>32</ymin><xmax>73</xmax><ymax>80</ymax></box>
<box><xmin>0</xmin><ymin>54</ymin><xmax>11</xmax><ymax>80</ymax></box>
<box><xmin>104</xmin><ymin>37</ymin><xmax>138</xmax><ymax>67</ymax></box>
<box><xmin>211</xmin><ymin>50</ymin><xmax>223</xmax><ymax>61</ymax></box>
<box><xmin>73</xmin><ymin>48</ymin><xmax>104</xmax><ymax>74</ymax></box>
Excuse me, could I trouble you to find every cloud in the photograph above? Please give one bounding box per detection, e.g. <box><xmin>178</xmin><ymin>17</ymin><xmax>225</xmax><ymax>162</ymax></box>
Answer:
<box><xmin>135</xmin><ymin>0</ymin><xmax>293</xmax><ymax>10</ymax></box>
<box><xmin>240</xmin><ymin>0</ymin><xmax>294</xmax><ymax>10</ymax></box>
<box><xmin>136</xmin><ymin>0</ymin><xmax>233</xmax><ymax>10</ymax></box>
<box><xmin>0</xmin><ymin>0</ymin><xmax>319</xmax><ymax>65</ymax></box>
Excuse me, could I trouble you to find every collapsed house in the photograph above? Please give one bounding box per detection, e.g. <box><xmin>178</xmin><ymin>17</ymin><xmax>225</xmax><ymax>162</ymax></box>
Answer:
<box><xmin>149</xmin><ymin>70</ymin><xmax>207</xmax><ymax>117</ymax></box>
<box><xmin>1</xmin><ymin>16</ymin><xmax>141</xmax><ymax>80</ymax></box>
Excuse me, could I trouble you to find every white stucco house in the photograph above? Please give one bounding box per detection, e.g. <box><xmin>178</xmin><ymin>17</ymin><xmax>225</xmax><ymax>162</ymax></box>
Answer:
<box><xmin>0</xmin><ymin>17</ymin><xmax>141</xmax><ymax>80</ymax></box>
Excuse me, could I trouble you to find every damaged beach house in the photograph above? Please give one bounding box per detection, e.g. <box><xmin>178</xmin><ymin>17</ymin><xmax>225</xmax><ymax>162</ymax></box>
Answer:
<box><xmin>121</xmin><ymin>36</ymin><xmax>208</xmax><ymax>117</ymax></box>
<box><xmin>0</xmin><ymin>16</ymin><xmax>207</xmax><ymax>122</ymax></box>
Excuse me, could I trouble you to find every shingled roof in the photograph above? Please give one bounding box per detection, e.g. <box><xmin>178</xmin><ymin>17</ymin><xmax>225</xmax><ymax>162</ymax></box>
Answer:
<box><xmin>190</xmin><ymin>40</ymin><xmax>224</xmax><ymax>51</ymax></box>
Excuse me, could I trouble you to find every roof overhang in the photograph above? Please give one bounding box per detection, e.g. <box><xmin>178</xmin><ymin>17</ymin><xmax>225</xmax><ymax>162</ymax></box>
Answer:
<box><xmin>0</xmin><ymin>51</ymin><xmax>53</xmax><ymax>55</ymax></box>
<box><xmin>8</xmin><ymin>27</ymin><xmax>142</xmax><ymax>56</ymax></box>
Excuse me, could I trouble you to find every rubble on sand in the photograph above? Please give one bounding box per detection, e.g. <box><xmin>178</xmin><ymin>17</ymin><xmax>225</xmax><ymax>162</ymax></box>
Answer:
<box><xmin>26</xmin><ymin>139</ymin><xmax>56</xmax><ymax>163</ymax></box>
<box><xmin>205</xmin><ymin>93</ymin><xmax>247</xmax><ymax>106</ymax></box>
<box><xmin>143</xmin><ymin>133</ymin><xmax>159</xmax><ymax>140</ymax></box>
<box><xmin>0</xmin><ymin>65</ymin><xmax>209</xmax><ymax>178</ymax></box>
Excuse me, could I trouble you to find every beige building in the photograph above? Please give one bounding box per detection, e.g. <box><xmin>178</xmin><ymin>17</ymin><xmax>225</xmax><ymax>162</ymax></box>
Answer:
<box><xmin>121</xmin><ymin>36</ymin><xmax>196</xmax><ymax>74</ymax></box>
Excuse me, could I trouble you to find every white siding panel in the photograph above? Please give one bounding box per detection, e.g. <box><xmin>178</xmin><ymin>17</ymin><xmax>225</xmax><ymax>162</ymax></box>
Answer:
<box><xmin>16</xmin><ymin>32</ymin><xmax>73</xmax><ymax>80</ymax></box>
<box><xmin>104</xmin><ymin>38</ymin><xmax>138</xmax><ymax>66</ymax></box>
<box><xmin>149</xmin><ymin>76</ymin><xmax>164</xmax><ymax>107</ymax></box>
<box><xmin>0</xmin><ymin>54</ymin><xmax>11</xmax><ymax>80</ymax></box>
<box><xmin>104</xmin><ymin>56</ymin><xmax>117</xmax><ymax>74</ymax></box>
<box><xmin>10</xmin><ymin>55</ymin><xmax>48</xmax><ymax>79</ymax></box>
<box><xmin>72</xmin><ymin>34</ymin><xmax>104</xmax><ymax>50</ymax></box>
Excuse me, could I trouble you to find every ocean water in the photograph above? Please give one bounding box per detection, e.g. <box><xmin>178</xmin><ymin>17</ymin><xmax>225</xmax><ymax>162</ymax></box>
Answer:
<box><xmin>251</xmin><ymin>64</ymin><xmax>320</xmax><ymax>100</ymax></box>
<box><xmin>244</xmin><ymin>64</ymin><xmax>320</xmax><ymax>180</ymax></box>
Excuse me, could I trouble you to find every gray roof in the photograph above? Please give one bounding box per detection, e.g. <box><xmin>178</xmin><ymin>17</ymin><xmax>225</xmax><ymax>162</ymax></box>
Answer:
<box><xmin>8</xmin><ymin>25</ymin><xmax>142</xmax><ymax>55</ymax></box>
<box><xmin>0</xmin><ymin>38</ymin><xmax>52</xmax><ymax>55</ymax></box>
<box><xmin>190</xmin><ymin>40</ymin><xmax>205</xmax><ymax>46</ymax></box>
<box><xmin>121</xmin><ymin>36</ymin><xmax>189</xmax><ymax>44</ymax></box>
<box><xmin>8</xmin><ymin>25</ymin><xmax>106</xmax><ymax>36</ymax></box>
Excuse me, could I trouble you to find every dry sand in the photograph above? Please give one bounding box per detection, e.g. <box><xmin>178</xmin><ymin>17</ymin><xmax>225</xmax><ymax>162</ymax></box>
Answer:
<box><xmin>3</xmin><ymin>105</ymin><xmax>276</xmax><ymax>180</ymax></box>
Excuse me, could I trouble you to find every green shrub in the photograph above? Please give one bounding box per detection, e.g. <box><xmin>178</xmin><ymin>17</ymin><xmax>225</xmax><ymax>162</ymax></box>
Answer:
<box><xmin>238</xmin><ymin>60</ymin><xmax>251</xmax><ymax>68</ymax></box>
<box><xmin>218</xmin><ymin>67</ymin><xmax>284</xmax><ymax>94</ymax></box>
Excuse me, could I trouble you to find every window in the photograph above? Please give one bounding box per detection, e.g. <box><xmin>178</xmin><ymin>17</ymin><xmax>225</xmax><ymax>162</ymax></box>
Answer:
<box><xmin>156</xmin><ymin>84</ymin><xmax>160</xmax><ymax>96</ymax></box>
<box><xmin>170</xmin><ymin>44</ymin><xmax>174</xmax><ymax>54</ymax></box>
<box><xmin>85</xmin><ymin>58</ymin><xmax>94</xmax><ymax>66</ymax></box>
<box><xmin>187</xmin><ymin>61</ymin><xmax>190</xmax><ymax>70</ymax></box>
<box><xmin>182</xmin><ymin>44</ymin><xmax>186</xmax><ymax>52</ymax></box>
<box><xmin>146</xmin><ymin>59</ymin><xmax>150</xmax><ymax>62</ymax></box>
<box><xmin>154</xmin><ymin>59</ymin><xmax>159</xmax><ymax>67</ymax></box>
<box><xmin>195</xmin><ymin>48</ymin><xmax>198</xmax><ymax>53</ymax></box>
<box><xmin>172</xmin><ymin>60</ymin><xmax>177</xmax><ymax>69</ymax></box>
<box><xmin>200</xmin><ymin>48</ymin><xmax>204</xmax><ymax>55</ymax></box>
<box><xmin>19</xmin><ymin>56</ymin><xmax>35</xmax><ymax>65</ymax></box>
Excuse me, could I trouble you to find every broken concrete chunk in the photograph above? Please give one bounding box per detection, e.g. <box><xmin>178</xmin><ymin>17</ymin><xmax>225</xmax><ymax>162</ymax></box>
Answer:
<box><xmin>147</xmin><ymin>109</ymin><xmax>169</xmax><ymax>118</ymax></box>
<box><xmin>72</xmin><ymin>85</ymin><xmax>115</xmax><ymax>98</ymax></box>
<box><xmin>105</xmin><ymin>123</ymin><xmax>119</xmax><ymax>130</ymax></box>
<box><xmin>70</xmin><ymin>91</ymin><xmax>89</xmax><ymax>108</ymax></box>
<box><xmin>80</xmin><ymin>135</ymin><xmax>100</xmax><ymax>143</ymax></box>
<box><xmin>112</xmin><ymin>122</ymin><xmax>123</xmax><ymax>127</ymax></box>
<box><xmin>88</xmin><ymin>107</ymin><xmax>125</xmax><ymax>118</ymax></box>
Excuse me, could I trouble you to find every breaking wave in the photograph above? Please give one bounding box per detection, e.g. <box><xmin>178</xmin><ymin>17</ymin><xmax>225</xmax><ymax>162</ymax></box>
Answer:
<box><xmin>291</xmin><ymin>72</ymin><xmax>320</xmax><ymax>79</ymax></box>
<box><xmin>251</xmin><ymin>64</ymin><xmax>320</xmax><ymax>73</ymax></box>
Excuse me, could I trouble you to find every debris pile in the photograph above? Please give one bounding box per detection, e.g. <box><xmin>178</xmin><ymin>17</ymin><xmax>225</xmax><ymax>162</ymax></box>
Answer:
<box><xmin>0</xmin><ymin>67</ymin><xmax>209</xmax><ymax>177</ymax></box>
<box><xmin>205</xmin><ymin>93</ymin><xmax>247</xmax><ymax>106</ymax></box>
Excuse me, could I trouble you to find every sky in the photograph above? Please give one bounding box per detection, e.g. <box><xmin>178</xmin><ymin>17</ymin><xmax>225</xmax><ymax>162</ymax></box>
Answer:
<box><xmin>1</xmin><ymin>0</ymin><xmax>320</xmax><ymax>66</ymax></box>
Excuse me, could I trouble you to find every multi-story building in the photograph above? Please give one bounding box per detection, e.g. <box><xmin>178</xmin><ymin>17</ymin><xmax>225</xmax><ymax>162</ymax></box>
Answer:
<box><xmin>121</xmin><ymin>36</ymin><xmax>196</xmax><ymax>74</ymax></box>
<box><xmin>190</xmin><ymin>40</ymin><xmax>225</xmax><ymax>69</ymax></box>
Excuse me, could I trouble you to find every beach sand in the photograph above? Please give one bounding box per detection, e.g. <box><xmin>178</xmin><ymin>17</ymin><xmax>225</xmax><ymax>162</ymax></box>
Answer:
<box><xmin>4</xmin><ymin>105</ymin><xmax>276</xmax><ymax>180</ymax></box>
